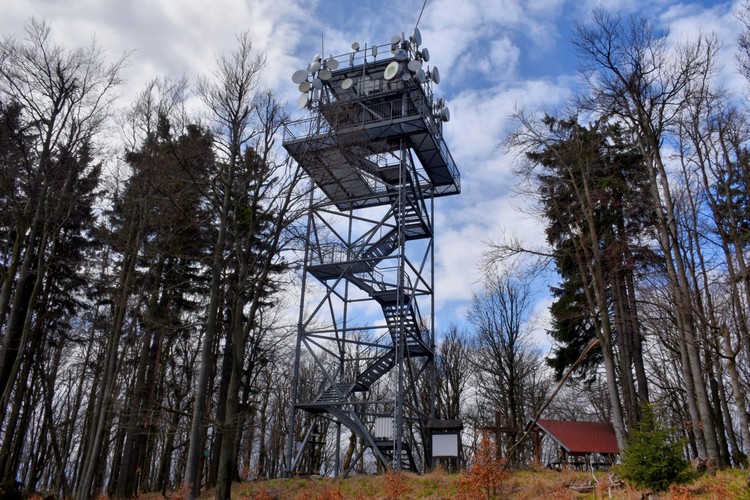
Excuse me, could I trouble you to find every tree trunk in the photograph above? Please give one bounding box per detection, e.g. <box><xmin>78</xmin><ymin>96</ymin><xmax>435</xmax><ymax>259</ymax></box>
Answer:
<box><xmin>183</xmin><ymin>159</ymin><xmax>233</xmax><ymax>498</ymax></box>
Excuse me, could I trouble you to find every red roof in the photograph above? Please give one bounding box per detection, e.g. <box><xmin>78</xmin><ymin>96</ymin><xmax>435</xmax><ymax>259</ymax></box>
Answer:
<box><xmin>536</xmin><ymin>419</ymin><xmax>620</xmax><ymax>455</ymax></box>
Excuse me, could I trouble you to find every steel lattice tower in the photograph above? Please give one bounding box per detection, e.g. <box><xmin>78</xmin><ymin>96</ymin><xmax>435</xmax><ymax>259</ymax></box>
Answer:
<box><xmin>284</xmin><ymin>29</ymin><xmax>460</xmax><ymax>476</ymax></box>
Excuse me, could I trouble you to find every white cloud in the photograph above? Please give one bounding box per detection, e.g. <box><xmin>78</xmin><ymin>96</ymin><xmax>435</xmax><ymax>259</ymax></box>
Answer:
<box><xmin>2</xmin><ymin>0</ymin><xmax>745</xmax><ymax>349</ymax></box>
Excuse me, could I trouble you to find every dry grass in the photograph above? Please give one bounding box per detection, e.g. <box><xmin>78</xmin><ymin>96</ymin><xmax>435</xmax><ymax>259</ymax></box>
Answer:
<box><xmin>144</xmin><ymin>468</ymin><xmax>750</xmax><ymax>499</ymax></box>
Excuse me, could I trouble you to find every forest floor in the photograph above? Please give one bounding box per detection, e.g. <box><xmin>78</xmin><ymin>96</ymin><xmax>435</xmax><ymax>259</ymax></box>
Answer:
<box><xmin>143</xmin><ymin>467</ymin><xmax>750</xmax><ymax>499</ymax></box>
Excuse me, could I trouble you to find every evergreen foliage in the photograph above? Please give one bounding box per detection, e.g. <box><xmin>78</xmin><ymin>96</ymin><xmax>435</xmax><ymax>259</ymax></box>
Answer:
<box><xmin>618</xmin><ymin>411</ymin><xmax>694</xmax><ymax>491</ymax></box>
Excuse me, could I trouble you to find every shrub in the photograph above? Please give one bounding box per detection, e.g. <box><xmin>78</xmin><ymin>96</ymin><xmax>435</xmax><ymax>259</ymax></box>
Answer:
<box><xmin>459</xmin><ymin>430</ymin><xmax>506</xmax><ymax>499</ymax></box>
<box><xmin>617</xmin><ymin>411</ymin><xmax>693</xmax><ymax>491</ymax></box>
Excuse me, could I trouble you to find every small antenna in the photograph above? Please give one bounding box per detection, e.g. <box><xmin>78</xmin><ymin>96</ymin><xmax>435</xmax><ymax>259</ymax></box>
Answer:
<box><xmin>415</xmin><ymin>0</ymin><xmax>428</xmax><ymax>30</ymax></box>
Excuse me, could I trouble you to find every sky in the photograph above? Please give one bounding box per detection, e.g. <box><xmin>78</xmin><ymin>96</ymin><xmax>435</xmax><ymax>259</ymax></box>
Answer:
<box><xmin>1</xmin><ymin>0</ymin><xmax>745</xmax><ymax>349</ymax></box>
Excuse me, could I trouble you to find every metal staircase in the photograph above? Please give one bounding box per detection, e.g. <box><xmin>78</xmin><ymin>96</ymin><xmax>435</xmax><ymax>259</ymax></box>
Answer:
<box><xmin>285</xmin><ymin>32</ymin><xmax>460</xmax><ymax>477</ymax></box>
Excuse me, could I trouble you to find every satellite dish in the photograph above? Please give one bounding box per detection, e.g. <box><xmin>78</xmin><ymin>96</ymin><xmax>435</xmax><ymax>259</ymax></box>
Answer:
<box><xmin>432</xmin><ymin>66</ymin><xmax>440</xmax><ymax>84</ymax></box>
<box><xmin>292</xmin><ymin>69</ymin><xmax>308</xmax><ymax>84</ymax></box>
<box><xmin>401</xmin><ymin>72</ymin><xmax>411</xmax><ymax>81</ymax></box>
<box><xmin>341</xmin><ymin>78</ymin><xmax>354</xmax><ymax>90</ymax></box>
<box><xmin>372</xmin><ymin>45</ymin><xmax>378</xmax><ymax>58</ymax></box>
<box><xmin>394</xmin><ymin>48</ymin><xmax>408</xmax><ymax>61</ymax></box>
<box><xmin>312</xmin><ymin>78</ymin><xmax>323</xmax><ymax>90</ymax></box>
<box><xmin>421</xmin><ymin>48</ymin><xmax>430</xmax><ymax>62</ymax></box>
<box><xmin>326</xmin><ymin>57</ymin><xmax>339</xmax><ymax>70</ymax></box>
<box><xmin>351</xmin><ymin>42</ymin><xmax>360</xmax><ymax>51</ymax></box>
<box><xmin>312</xmin><ymin>53</ymin><xmax>321</xmax><ymax>63</ymax></box>
<box><xmin>319</xmin><ymin>68</ymin><xmax>332</xmax><ymax>81</ymax></box>
<box><xmin>407</xmin><ymin>59</ymin><xmax>422</xmax><ymax>73</ymax></box>
<box><xmin>440</xmin><ymin>107</ymin><xmax>450</xmax><ymax>122</ymax></box>
<box><xmin>412</xmin><ymin>27</ymin><xmax>422</xmax><ymax>46</ymax></box>
<box><xmin>298</xmin><ymin>81</ymin><xmax>311</xmax><ymax>92</ymax></box>
<box><xmin>384</xmin><ymin>61</ymin><xmax>400</xmax><ymax>80</ymax></box>
<box><xmin>416</xmin><ymin>69</ymin><xmax>426</xmax><ymax>83</ymax></box>
<box><xmin>391</xmin><ymin>34</ymin><xmax>401</xmax><ymax>44</ymax></box>
<box><xmin>310</xmin><ymin>61</ymin><xmax>321</xmax><ymax>73</ymax></box>
<box><xmin>296</xmin><ymin>94</ymin><xmax>309</xmax><ymax>110</ymax></box>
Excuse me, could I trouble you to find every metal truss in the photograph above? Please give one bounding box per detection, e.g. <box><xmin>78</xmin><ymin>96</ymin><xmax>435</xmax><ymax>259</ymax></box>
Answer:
<box><xmin>284</xmin><ymin>35</ymin><xmax>460</xmax><ymax>476</ymax></box>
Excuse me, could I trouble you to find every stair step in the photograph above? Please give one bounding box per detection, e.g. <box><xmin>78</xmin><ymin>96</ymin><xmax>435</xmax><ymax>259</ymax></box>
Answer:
<box><xmin>315</xmin><ymin>383</ymin><xmax>355</xmax><ymax>402</ymax></box>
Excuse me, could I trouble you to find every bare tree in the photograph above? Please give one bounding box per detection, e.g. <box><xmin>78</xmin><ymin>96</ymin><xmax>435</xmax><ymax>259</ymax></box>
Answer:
<box><xmin>183</xmin><ymin>32</ymin><xmax>267</xmax><ymax>499</ymax></box>
<box><xmin>469</xmin><ymin>268</ymin><xmax>548</xmax><ymax>462</ymax></box>
<box><xmin>572</xmin><ymin>9</ymin><xmax>721</xmax><ymax>464</ymax></box>
<box><xmin>434</xmin><ymin>325</ymin><xmax>473</xmax><ymax>421</ymax></box>
<box><xmin>0</xmin><ymin>19</ymin><xmax>126</xmax><ymax>497</ymax></box>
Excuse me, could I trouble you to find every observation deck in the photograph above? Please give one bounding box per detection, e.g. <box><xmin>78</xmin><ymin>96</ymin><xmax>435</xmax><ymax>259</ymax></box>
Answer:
<box><xmin>283</xmin><ymin>54</ymin><xmax>460</xmax><ymax>210</ymax></box>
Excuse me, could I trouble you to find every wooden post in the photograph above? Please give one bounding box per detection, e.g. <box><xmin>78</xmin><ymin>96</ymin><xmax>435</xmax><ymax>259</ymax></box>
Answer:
<box><xmin>494</xmin><ymin>412</ymin><xmax>502</xmax><ymax>459</ymax></box>
<box><xmin>533</xmin><ymin>429</ymin><xmax>541</xmax><ymax>466</ymax></box>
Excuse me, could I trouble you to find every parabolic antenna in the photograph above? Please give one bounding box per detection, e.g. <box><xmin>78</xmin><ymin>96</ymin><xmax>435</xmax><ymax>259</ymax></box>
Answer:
<box><xmin>401</xmin><ymin>72</ymin><xmax>411</xmax><ymax>81</ymax></box>
<box><xmin>384</xmin><ymin>61</ymin><xmax>400</xmax><ymax>80</ymax></box>
<box><xmin>319</xmin><ymin>68</ymin><xmax>332</xmax><ymax>81</ymax></box>
<box><xmin>421</xmin><ymin>48</ymin><xmax>430</xmax><ymax>62</ymax></box>
<box><xmin>440</xmin><ymin>106</ymin><xmax>450</xmax><ymax>122</ymax></box>
<box><xmin>310</xmin><ymin>61</ymin><xmax>321</xmax><ymax>73</ymax></box>
<box><xmin>292</xmin><ymin>69</ymin><xmax>308</xmax><ymax>84</ymax></box>
<box><xmin>296</xmin><ymin>93</ymin><xmax>309</xmax><ymax>110</ymax></box>
<box><xmin>351</xmin><ymin>42</ymin><xmax>360</xmax><ymax>51</ymax></box>
<box><xmin>341</xmin><ymin>78</ymin><xmax>354</xmax><ymax>90</ymax></box>
<box><xmin>412</xmin><ymin>27</ymin><xmax>422</xmax><ymax>46</ymax></box>
<box><xmin>391</xmin><ymin>34</ymin><xmax>401</xmax><ymax>44</ymax></box>
<box><xmin>407</xmin><ymin>59</ymin><xmax>422</xmax><ymax>73</ymax></box>
<box><xmin>432</xmin><ymin>66</ymin><xmax>440</xmax><ymax>84</ymax></box>
<box><xmin>312</xmin><ymin>77</ymin><xmax>323</xmax><ymax>90</ymax></box>
<box><xmin>326</xmin><ymin>57</ymin><xmax>339</xmax><ymax>70</ymax></box>
<box><xmin>416</xmin><ymin>69</ymin><xmax>426</xmax><ymax>83</ymax></box>
<box><xmin>298</xmin><ymin>81</ymin><xmax>311</xmax><ymax>92</ymax></box>
<box><xmin>394</xmin><ymin>48</ymin><xmax>408</xmax><ymax>61</ymax></box>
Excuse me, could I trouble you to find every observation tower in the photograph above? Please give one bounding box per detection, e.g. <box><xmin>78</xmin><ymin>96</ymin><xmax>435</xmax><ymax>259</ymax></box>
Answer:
<box><xmin>284</xmin><ymin>26</ymin><xmax>460</xmax><ymax>476</ymax></box>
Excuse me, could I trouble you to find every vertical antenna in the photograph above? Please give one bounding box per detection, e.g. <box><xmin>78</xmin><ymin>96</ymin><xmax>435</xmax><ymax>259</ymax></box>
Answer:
<box><xmin>415</xmin><ymin>0</ymin><xmax>428</xmax><ymax>29</ymax></box>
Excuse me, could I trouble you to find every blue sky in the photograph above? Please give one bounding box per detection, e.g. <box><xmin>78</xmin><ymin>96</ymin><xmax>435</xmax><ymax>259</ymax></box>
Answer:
<box><xmin>1</xmin><ymin>0</ymin><xmax>744</xmax><ymax>348</ymax></box>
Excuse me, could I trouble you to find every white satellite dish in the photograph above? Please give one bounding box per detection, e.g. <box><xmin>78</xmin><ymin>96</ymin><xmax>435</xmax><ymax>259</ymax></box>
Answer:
<box><xmin>296</xmin><ymin>94</ymin><xmax>309</xmax><ymax>109</ymax></box>
<box><xmin>440</xmin><ymin>107</ymin><xmax>450</xmax><ymax>122</ymax></box>
<box><xmin>310</xmin><ymin>61</ymin><xmax>321</xmax><ymax>73</ymax></box>
<box><xmin>401</xmin><ymin>72</ymin><xmax>411</xmax><ymax>81</ymax></box>
<box><xmin>416</xmin><ymin>69</ymin><xmax>426</xmax><ymax>83</ymax></box>
<box><xmin>292</xmin><ymin>69</ymin><xmax>308</xmax><ymax>84</ymax></box>
<box><xmin>407</xmin><ymin>59</ymin><xmax>422</xmax><ymax>73</ymax></box>
<box><xmin>391</xmin><ymin>34</ymin><xmax>401</xmax><ymax>44</ymax></box>
<box><xmin>326</xmin><ymin>57</ymin><xmax>339</xmax><ymax>70</ymax></box>
<box><xmin>298</xmin><ymin>81</ymin><xmax>311</xmax><ymax>92</ymax></box>
<box><xmin>341</xmin><ymin>78</ymin><xmax>354</xmax><ymax>90</ymax></box>
<box><xmin>312</xmin><ymin>53</ymin><xmax>320</xmax><ymax>63</ymax></box>
<box><xmin>394</xmin><ymin>48</ymin><xmax>408</xmax><ymax>61</ymax></box>
<box><xmin>384</xmin><ymin>61</ymin><xmax>400</xmax><ymax>80</ymax></box>
<box><xmin>312</xmin><ymin>78</ymin><xmax>323</xmax><ymax>90</ymax></box>
<box><xmin>319</xmin><ymin>69</ymin><xmax>332</xmax><ymax>81</ymax></box>
<box><xmin>421</xmin><ymin>48</ymin><xmax>430</xmax><ymax>62</ymax></box>
<box><xmin>412</xmin><ymin>27</ymin><xmax>422</xmax><ymax>46</ymax></box>
<box><xmin>351</xmin><ymin>42</ymin><xmax>360</xmax><ymax>51</ymax></box>
<box><xmin>432</xmin><ymin>66</ymin><xmax>441</xmax><ymax>84</ymax></box>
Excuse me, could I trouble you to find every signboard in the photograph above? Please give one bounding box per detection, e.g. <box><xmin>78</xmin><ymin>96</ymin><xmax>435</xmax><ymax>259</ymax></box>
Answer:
<box><xmin>432</xmin><ymin>433</ymin><xmax>459</xmax><ymax>457</ymax></box>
